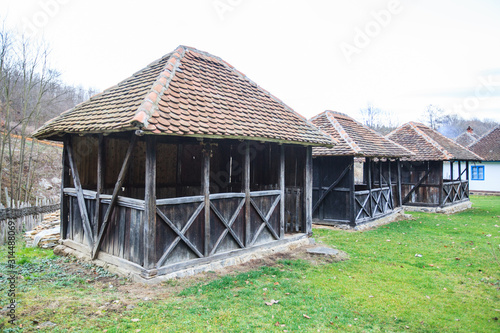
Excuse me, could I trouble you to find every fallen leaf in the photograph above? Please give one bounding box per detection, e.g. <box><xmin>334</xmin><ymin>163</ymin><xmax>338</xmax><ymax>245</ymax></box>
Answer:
<box><xmin>303</xmin><ymin>314</ymin><xmax>311</xmax><ymax>319</ymax></box>
<box><xmin>131</xmin><ymin>318</ymin><xmax>140</xmax><ymax>322</ymax></box>
<box><xmin>265</xmin><ymin>300</ymin><xmax>279</xmax><ymax>306</ymax></box>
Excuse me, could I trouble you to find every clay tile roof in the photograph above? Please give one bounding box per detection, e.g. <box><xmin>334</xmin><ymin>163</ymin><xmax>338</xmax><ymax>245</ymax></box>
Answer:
<box><xmin>468</xmin><ymin>125</ymin><xmax>500</xmax><ymax>161</ymax></box>
<box><xmin>455</xmin><ymin>131</ymin><xmax>479</xmax><ymax>147</ymax></box>
<box><xmin>33</xmin><ymin>45</ymin><xmax>334</xmax><ymax>146</ymax></box>
<box><xmin>386</xmin><ymin>122</ymin><xmax>482</xmax><ymax>161</ymax></box>
<box><xmin>310</xmin><ymin>111</ymin><xmax>413</xmax><ymax>158</ymax></box>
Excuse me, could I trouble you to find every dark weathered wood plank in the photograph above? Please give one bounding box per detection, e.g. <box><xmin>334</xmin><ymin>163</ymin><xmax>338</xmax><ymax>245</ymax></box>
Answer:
<box><xmin>92</xmin><ymin>134</ymin><xmax>137</xmax><ymax>259</ymax></box>
<box><xmin>94</xmin><ymin>134</ymin><xmax>104</xmax><ymax>241</ymax></box>
<box><xmin>202</xmin><ymin>143</ymin><xmax>211</xmax><ymax>257</ymax></box>
<box><xmin>66</xmin><ymin>137</ymin><xmax>94</xmax><ymax>250</ymax></box>
<box><xmin>243</xmin><ymin>141</ymin><xmax>251</xmax><ymax>247</ymax></box>
<box><xmin>349</xmin><ymin>157</ymin><xmax>356</xmax><ymax>225</ymax></box>
<box><xmin>312</xmin><ymin>162</ymin><xmax>352</xmax><ymax>213</ymax></box>
<box><xmin>279</xmin><ymin>145</ymin><xmax>285</xmax><ymax>238</ymax></box>
<box><xmin>60</xmin><ymin>137</ymin><xmax>70</xmax><ymax>240</ymax></box>
<box><xmin>403</xmin><ymin>168</ymin><xmax>431</xmax><ymax>205</ymax></box>
<box><xmin>304</xmin><ymin>146</ymin><xmax>312</xmax><ymax>234</ymax></box>
<box><xmin>367</xmin><ymin>158</ymin><xmax>373</xmax><ymax>217</ymax></box>
<box><xmin>143</xmin><ymin>135</ymin><xmax>157</xmax><ymax>269</ymax></box>
<box><xmin>397</xmin><ymin>159</ymin><xmax>402</xmax><ymax>207</ymax></box>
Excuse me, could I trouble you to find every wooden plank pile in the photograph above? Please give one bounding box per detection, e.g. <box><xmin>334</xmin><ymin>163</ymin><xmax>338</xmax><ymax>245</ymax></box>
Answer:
<box><xmin>24</xmin><ymin>211</ymin><xmax>60</xmax><ymax>248</ymax></box>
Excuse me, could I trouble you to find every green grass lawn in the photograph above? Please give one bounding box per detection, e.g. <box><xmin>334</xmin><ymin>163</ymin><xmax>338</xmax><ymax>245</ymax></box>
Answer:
<box><xmin>1</xmin><ymin>196</ymin><xmax>499</xmax><ymax>332</ymax></box>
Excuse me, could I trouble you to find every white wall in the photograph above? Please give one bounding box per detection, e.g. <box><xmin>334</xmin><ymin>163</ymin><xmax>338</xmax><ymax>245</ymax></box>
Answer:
<box><xmin>443</xmin><ymin>161</ymin><xmax>466</xmax><ymax>180</ymax></box>
<box><xmin>469</xmin><ymin>162</ymin><xmax>500</xmax><ymax>192</ymax></box>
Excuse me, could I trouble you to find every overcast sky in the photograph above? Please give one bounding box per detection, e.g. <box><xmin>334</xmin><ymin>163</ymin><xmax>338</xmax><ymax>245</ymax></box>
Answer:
<box><xmin>1</xmin><ymin>0</ymin><xmax>499</xmax><ymax>125</ymax></box>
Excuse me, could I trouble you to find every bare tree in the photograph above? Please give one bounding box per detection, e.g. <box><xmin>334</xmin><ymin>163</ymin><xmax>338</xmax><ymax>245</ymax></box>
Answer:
<box><xmin>422</xmin><ymin>104</ymin><xmax>445</xmax><ymax>129</ymax></box>
<box><xmin>359</xmin><ymin>104</ymin><xmax>399</xmax><ymax>135</ymax></box>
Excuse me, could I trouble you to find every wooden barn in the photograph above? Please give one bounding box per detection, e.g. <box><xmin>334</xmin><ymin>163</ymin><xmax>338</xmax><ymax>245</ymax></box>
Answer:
<box><xmin>387</xmin><ymin>122</ymin><xmax>482</xmax><ymax>210</ymax></box>
<box><xmin>310</xmin><ymin>111</ymin><xmax>412</xmax><ymax>226</ymax></box>
<box><xmin>32</xmin><ymin>45</ymin><xmax>334</xmax><ymax>280</ymax></box>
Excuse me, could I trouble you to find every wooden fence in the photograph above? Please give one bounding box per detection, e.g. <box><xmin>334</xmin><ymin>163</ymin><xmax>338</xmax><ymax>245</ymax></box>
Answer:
<box><xmin>0</xmin><ymin>192</ymin><xmax>59</xmax><ymax>245</ymax></box>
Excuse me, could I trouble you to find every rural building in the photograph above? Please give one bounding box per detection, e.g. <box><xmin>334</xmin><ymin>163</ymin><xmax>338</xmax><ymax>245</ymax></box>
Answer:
<box><xmin>467</xmin><ymin>125</ymin><xmax>500</xmax><ymax>193</ymax></box>
<box><xmin>387</xmin><ymin>122</ymin><xmax>482</xmax><ymax>210</ymax></box>
<box><xmin>33</xmin><ymin>45</ymin><xmax>334</xmax><ymax>280</ymax></box>
<box><xmin>310</xmin><ymin>111</ymin><xmax>413</xmax><ymax>226</ymax></box>
<box><xmin>455</xmin><ymin>126</ymin><xmax>479</xmax><ymax>147</ymax></box>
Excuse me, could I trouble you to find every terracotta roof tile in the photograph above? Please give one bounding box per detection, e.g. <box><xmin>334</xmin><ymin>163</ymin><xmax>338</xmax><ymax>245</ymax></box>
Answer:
<box><xmin>468</xmin><ymin>125</ymin><xmax>500</xmax><ymax>161</ymax></box>
<box><xmin>387</xmin><ymin>122</ymin><xmax>482</xmax><ymax>161</ymax></box>
<box><xmin>33</xmin><ymin>45</ymin><xmax>333</xmax><ymax>146</ymax></box>
<box><xmin>455</xmin><ymin>131</ymin><xmax>479</xmax><ymax>147</ymax></box>
<box><xmin>310</xmin><ymin>111</ymin><xmax>412</xmax><ymax>158</ymax></box>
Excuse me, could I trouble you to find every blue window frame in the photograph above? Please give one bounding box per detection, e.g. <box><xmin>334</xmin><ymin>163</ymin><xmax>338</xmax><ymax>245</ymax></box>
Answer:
<box><xmin>471</xmin><ymin>166</ymin><xmax>484</xmax><ymax>180</ymax></box>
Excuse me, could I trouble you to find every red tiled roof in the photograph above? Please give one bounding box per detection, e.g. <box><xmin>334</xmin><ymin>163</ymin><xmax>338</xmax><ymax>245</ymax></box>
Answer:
<box><xmin>33</xmin><ymin>46</ymin><xmax>334</xmax><ymax>146</ymax></box>
<box><xmin>387</xmin><ymin>122</ymin><xmax>482</xmax><ymax>161</ymax></box>
<box><xmin>455</xmin><ymin>131</ymin><xmax>479</xmax><ymax>147</ymax></box>
<box><xmin>310</xmin><ymin>111</ymin><xmax>413</xmax><ymax>158</ymax></box>
<box><xmin>468</xmin><ymin>125</ymin><xmax>500</xmax><ymax>161</ymax></box>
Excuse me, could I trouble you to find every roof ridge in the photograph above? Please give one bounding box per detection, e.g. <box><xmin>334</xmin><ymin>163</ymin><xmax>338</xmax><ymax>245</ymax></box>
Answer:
<box><xmin>325</xmin><ymin>111</ymin><xmax>362</xmax><ymax>155</ymax></box>
<box><xmin>470</xmin><ymin>124</ymin><xmax>500</xmax><ymax>147</ymax></box>
<box><xmin>408</xmin><ymin>122</ymin><xmax>452</xmax><ymax>160</ymax></box>
<box><xmin>131</xmin><ymin>46</ymin><xmax>186</xmax><ymax>129</ymax></box>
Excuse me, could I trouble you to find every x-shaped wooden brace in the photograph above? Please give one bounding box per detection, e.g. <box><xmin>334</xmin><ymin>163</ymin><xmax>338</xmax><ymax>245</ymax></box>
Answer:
<box><xmin>156</xmin><ymin>202</ymin><xmax>205</xmax><ymax>267</ymax></box>
<box><xmin>443</xmin><ymin>186</ymin><xmax>452</xmax><ymax>204</ymax></box>
<box><xmin>381</xmin><ymin>189</ymin><xmax>392</xmax><ymax>211</ymax></box>
<box><xmin>372</xmin><ymin>191</ymin><xmax>384</xmax><ymax>215</ymax></box>
<box><xmin>249</xmin><ymin>195</ymin><xmax>281</xmax><ymax>246</ymax></box>
<box><xmin>452</xmin><ymin>184</ymin><xmax>460</xmax><ymax>202</ymax></box>
<box><xmin>461</xmin><ymin>182</ymin><xmax>469</xmax><ymax>199</ymax></box>
<box><xmin>209</xmin><ymin>198</ymin><xmax>245</xmax><ymax>255</ymax></box>
<box><xmin>355</xmin><ymin>195</ymin><xmax>371</xmax><ymax>220</ymax></box>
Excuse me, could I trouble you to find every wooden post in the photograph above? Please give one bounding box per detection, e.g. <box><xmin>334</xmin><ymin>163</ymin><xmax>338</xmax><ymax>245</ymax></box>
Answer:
<box><xmin>367</xmin><ymin>158</ymin><xmax>373</xmax><ymax>217</ymax></box>
<box><xmin>397</xmin><ymin>159</ymin><xmax>402</xmax><ymax>207</ymax></box>
<box><xmin>466</xmin><ymin>160</ymin><xmax>470</xmax><ymax>198</ymax></box>
<box><xmin>279</xmin><ymin>145</ymin><xmax>285</xmax><ymax>239</ymax></box>
<box><xmin>60</xmin><ymin>137</ymin><xmax>70</xmax><ymax>240</ymax></box>
<box><xmin>143</xmin><ymin>135</ymin><xmax>157</xmax><ymax>269</ymax></box>
<box><xmin>458</xmin><ymin>160</ymin><xmax>462</xmax><ymax>182</ymax></box>
<box><xmin>349</xmin><ymin>157</ymin><xmax>356</xmax><ymax>226</ymax></box>
<box><xmin>203</xmin><ymin>143</ymin><xmax>211</xmax><ymax>257</ymax></box>
<box><xmin>387</xmin><ymin>159</ymin><xmax>392</xmax><ymax>207</ymax></box>
<box><xmin>244</xmin><ymin>141</ymin><xmax>251</xmax><ymax>247</ymax></box>
<box><xmin>439</xmin><ymin>161</ymin><xmax>444</xmax><ymax>207</ymax></box>
<box><xmin>304</xmin><ymin>146</ymin><xmax>313</xmax><ymax>235</ymax></box>
<box><xmin>450</xmin><ymin>160</ymin><xmax>454</xmax><ymax>181</ymax></box>
<box><xmin>94</xmin><ymin>134</ymin><xmax>104</xmax><ymax>240</ymax></box>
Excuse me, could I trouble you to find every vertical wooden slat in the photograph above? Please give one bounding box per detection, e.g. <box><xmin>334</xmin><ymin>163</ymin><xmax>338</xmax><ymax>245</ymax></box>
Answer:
<box><xmin>304</xmin><ymin>146</ymin><xmax>313</xmax><ymax>235</ymax></box>
<box><xmin>143</xmin><ymin>135</ymin><xmax>157</xmax><ymax>269</ymax></box>
<box><xmin>92</xmin><ymin>134</ymin><xmax>137</xmax><ymax>260</ymax></box>
<box><xmin>388</xmin><ymin>160</ymin><xmax>392</xmax><ymax>207</ymax></box>
<box><xmin>94</xmin><ymin>134</ymin><xmax>104</xmax><ymax>241</ymax></box>
<box><xmin>458</xmin><ymin>160</ymin><xmax>462</xmax><ymax>182</ymax></box>
<box><xmin>279</xmin><ymin>144</ymin><xmax>285</xmax><ymax>239</ymax></box>
<box><xmin>397</xmin><ymin>159</ymin><xmax>402</xmax><ymax>207</ymax></box>
<box><xmin>66</xmin><ymin>137</ymin><xmax>94</xmax><ymax>249</ymax></box>
<box><xmin>367</xmin><ymin>158</ymin><xmax>373</xmax><ymax>218</ymax></box>
<box><xmin>466</xmin><ymin>160</ymin><xmax>470</xmax><ymax>198</ymax></box>
<box><xmin>450</xmin><ymin>160</ymin><xmax>454</xmax><ymax>181</ymax></box>
<box><xmin>349</xmin><ymin>157</ymin><xmax>356</xmax><ymax>226</ymax></box>
<box><xmin>203</xmin><ymin>143</ymin><xmax>210</xmax><ymax>257</ymax></box>
<box><xmin>60</xmin><ymin>137</ymin><xmax>70</xmax><ymax>240</ymax></box>
<box><xmin>244</xmin><ymin>141</ymin><xmax>251</xmax><ymax>246</ymax></box>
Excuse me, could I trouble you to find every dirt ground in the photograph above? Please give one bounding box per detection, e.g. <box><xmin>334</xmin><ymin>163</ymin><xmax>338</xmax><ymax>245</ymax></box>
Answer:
<box><xmin>53</xmin><ymin>243</ymin><xmax>349</xmax><ymax>308</ymax></box>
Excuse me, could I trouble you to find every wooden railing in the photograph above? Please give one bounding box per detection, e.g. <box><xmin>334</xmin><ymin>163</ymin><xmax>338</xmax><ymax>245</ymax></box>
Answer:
<box><xmin>354</xmin><ymin>186</ymin><xmax>393</xmax><ymax>222</ymax></box>
<box><xmin>63</xmin><ymin>188</ymin><xmax>282</xmax><ymax>269</ymax></box>
<box><xmin>442</xmin><ymin>180</ymin><xmax>469</xmax><ymax>206</ymax></box>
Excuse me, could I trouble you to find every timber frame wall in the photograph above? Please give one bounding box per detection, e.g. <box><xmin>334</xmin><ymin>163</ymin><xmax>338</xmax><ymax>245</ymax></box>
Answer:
<box><xmin>312</xmin><ymin>156</ymin><xmax>401</xmax><ymax>226</ymax></box>
<box><xmin>400</xmin><ymin>160</ymin><xmax>470</xmax><ymax>207</ymax></box>
<box><xmin>59</xmin><ymin>132</ymin><xmax>312</xmax><ymax>278</ymax></box>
